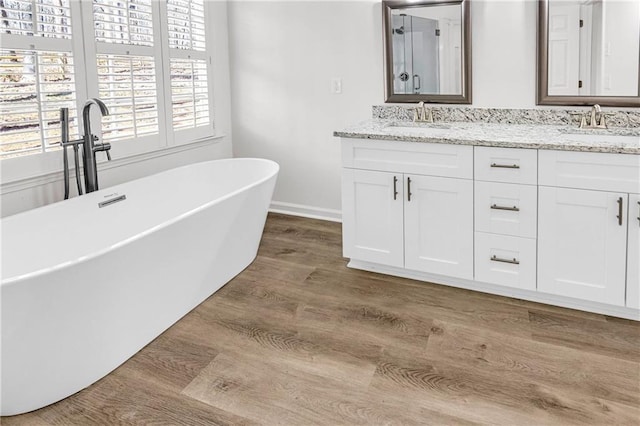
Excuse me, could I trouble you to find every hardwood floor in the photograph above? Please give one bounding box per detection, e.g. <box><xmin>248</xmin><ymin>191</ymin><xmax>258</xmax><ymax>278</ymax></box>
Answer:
<box><xmin>3</xmin><ymin>213</ymin><xmax>639</xmax><ymax>425</ymax></box>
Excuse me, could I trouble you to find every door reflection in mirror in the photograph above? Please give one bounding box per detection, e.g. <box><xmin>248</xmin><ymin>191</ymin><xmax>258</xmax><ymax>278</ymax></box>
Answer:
<box><xmin>547</xmin><ymin>0</ymin><xmax>639</xmax><ymax>97</ymax></box>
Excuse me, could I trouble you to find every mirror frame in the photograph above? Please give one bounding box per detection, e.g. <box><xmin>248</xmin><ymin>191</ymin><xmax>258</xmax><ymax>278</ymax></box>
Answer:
<box><xmin>537</xmin><ymin>0</ymin><xmax>640</xmax><ymax>107</ymax></box>
<box><xmin>383</xmin><ymin>0</ymin><xmax>472</xmax><ymax>104</ymax></box>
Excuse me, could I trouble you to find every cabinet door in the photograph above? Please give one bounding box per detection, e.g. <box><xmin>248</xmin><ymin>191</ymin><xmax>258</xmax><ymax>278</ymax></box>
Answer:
<box><xmin>627</xmin><ymin>194</ymin><xmax>640</xmax><ymax>309</ymax></box>
<box><xmin>404</xmin><ymin>175</ymin><xmax>473</xmax><ymax>279</ymax></box>
<box><xmin>538</xmin><ymin>187</ymin><xmax>627</xmax><ymax>306</ymax></box>
<box><xmin>342</xmin><ymin>168</ymin><xmax>404</xmax><ymax>267</ymax></box>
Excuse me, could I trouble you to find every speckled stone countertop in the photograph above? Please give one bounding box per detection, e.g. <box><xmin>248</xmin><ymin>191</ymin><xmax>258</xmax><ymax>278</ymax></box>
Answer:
<box><xmin>334</xmin><ymin>120</ymin><xmax>640</xmax><ymax>154</ymax></box>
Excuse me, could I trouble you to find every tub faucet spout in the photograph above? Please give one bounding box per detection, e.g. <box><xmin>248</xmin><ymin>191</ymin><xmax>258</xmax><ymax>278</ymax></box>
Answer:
<box><xmin>82</xmin><ymin>98</ymin><xmax>111</xmax><ymax>193</ymax></box>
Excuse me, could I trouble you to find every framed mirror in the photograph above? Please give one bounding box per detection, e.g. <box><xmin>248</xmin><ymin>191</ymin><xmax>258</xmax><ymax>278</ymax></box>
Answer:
<box><xmin>537</xmin><ymin>0</ymin><xmax>640</xmax><ymax>106</ymax></box>
<box><xmin>383</xmin><ymin>0</ymin><xmax>472</xmax><ymax>104</ymax></box>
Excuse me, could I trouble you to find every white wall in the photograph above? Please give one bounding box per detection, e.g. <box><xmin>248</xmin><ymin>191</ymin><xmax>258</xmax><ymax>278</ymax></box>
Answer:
<box><xmin>228</xmin><ymin>1</ymin><xmax>384</xmax><ymax>220</ymax></box>
<box><xmin>601</xmin><ymin>0</ymin><xmax>640</xmax><ymax>96</ymax></box>
<box><xmin>0</xmin><ymin>1</ymin><xmax>234</xmax><ymax>218</ymax></box>
<box><xmin>472</xmin><ymin>0</ymin><xmax>538</xmax><ymax>107</ymax></box>
<box><xmin>228</xmin><ymin>0</ymin><xmax>540</xmax><ymax>219</ymax></box>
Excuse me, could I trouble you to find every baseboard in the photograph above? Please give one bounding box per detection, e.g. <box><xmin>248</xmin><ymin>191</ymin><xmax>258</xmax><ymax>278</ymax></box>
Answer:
<box><xmin>348</xmin><ymin>259</ymin><xmax>640</xmax><ymax>321</ymax></box>
<box><xmin>269</xmin><ymin>201</ymin><xmax>342</xmax><ymax>222</ymax></box>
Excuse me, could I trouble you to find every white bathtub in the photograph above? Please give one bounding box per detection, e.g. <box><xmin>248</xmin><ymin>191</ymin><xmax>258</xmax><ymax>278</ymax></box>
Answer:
<box><xmin>0</xmin><ymin>158</ymin><xmax>279</xmax><ymax>416</ymax></box>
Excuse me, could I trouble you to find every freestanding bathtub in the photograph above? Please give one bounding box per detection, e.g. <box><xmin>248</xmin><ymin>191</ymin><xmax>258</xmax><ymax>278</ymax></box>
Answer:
<box><xmin>1</xmin><ymin>158</ymin><xmax>279</xmax><ymax>416</ymax></box>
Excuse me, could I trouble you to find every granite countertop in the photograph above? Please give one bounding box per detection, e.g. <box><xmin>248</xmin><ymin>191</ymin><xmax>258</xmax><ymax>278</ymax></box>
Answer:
<box><xmin>334</xmin><ymin>120</ymin><xmax>640</xmax><ymax>154</ymax></box>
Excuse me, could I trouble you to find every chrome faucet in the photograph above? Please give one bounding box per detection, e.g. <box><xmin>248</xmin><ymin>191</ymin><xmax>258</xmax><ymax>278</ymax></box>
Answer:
<box><xmin>60</xmin><ymin>98</ymin><xmax>112</xmax><ymax>199</ymax></box>
<box><xmin>82</xmin><ymin>98</ymin><xmax>111</xmax><ymax>193</ymax></box>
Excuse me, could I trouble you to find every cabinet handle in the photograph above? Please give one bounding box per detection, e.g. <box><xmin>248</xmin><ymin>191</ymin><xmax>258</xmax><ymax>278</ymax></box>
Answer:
<box><xmin>491</xmin><ymin>255</ymin><xmax>520</xmax><ymax>265</ymax></box>
<box><xmin>490</xmin><ymin>163</ymin><xmax>520</xmax><ymax>169</ymax></box>
<box><xmin>490</xmin><ymin>204</ymin><xmax>520</xmax><ymax>212</ymax></box>
<box><xmin>407</xmin><ymin>177</ymin><xmax>412</xmax><ymax>202</ymax></box>
<box><xmin>616</xmin><ymin>197</ymin><xmax>623</xmax><ymax>226</ymax></box>
<box><xmin>393</xmin><ymin>176</ymin><xmax>398</xmax><ymax>200</ymax></box>
<box><xmin>637</xmin><ymin>201</ymin><xmax>640</xmax><ymax>226</ymax></box>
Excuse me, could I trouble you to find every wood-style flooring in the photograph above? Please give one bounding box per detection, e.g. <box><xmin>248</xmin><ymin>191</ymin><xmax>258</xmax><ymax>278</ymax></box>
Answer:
<box><xmin>3</xmin><ymin>213</ymin><xmax>639</xmax><ymax>425</ymax></box>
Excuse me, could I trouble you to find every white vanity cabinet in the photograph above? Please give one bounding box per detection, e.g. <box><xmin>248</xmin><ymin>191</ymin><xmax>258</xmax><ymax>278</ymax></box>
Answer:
<box><xmin>340</xmin><ymin>137</ymin><xmax>640</xmax><ymax>320</ymax></box>
<box><xmin>473</xmin><ymin>147</ymin><xmax>538</xmax><ymax>291</ymax></box>
<box><xmin>628</xmin><ymin>194</ymin><xmax>640</xmax><ymax>309</ymax></box>
<box><xmin>537</xmin><ymin>187</ymin><xmax>628</xmax><ymax>306</ymax></box>
<box><xmin>404</xmin><ymin>174</ymin><xmax>473</xmax><ymax>278</ymax></box>
<box><xmin>341</xmin><ymin>139</ymin><xmax>473</xmax><ymax>278</ymax></box>
<box><xmin>538</xmin><ymin>151</ymin><xmax>640</xmax><ymax>307</ymax></box>
<box><xmin>341</xmin><ymin>168</ymin><xmax>404</xmax><ymax>267</ymax></box>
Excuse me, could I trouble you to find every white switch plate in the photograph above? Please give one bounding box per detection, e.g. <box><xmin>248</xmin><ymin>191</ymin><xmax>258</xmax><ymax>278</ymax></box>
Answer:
<box><xmin>331</xmin><ymin>78</ymin><xmax>342</xmax><ymax>94</ymax></box>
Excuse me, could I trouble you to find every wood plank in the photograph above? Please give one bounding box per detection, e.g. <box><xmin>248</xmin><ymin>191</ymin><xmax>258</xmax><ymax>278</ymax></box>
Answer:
<box><xmin>303</xmin><ymin>267</ymin><xmax>535</xmax><ymax>339</ymax></box>
<box><xmin>112</xmin><ymin>333</ymin><xmax>219</xmax><ymax>392</ymax></box>
<box><xmin>35</xmin><ymin>366</ymin><xmax>255</xmax><ymax>426</ymax></box>
<box><xmin>368</xmin><ymin>352</ymin><xmax>639</xmax><ymax>425</ymax></box>
<box><xmin>529</xmin><ymin>309</ymin><xmax>640</xmax><ymax>362</ymax></box>
<box><xmin>189</xmin><ymin>301</ymin><xmax>378</xmax><ymax>390</ymax></box>
<box><xmin>183</xmin><ymin>351</ymin><xmax>472</xmax><ymax>426</ymax></box>
<box><xmin>425</xmin><ymin>319</ymin><xmax>640</xmax><ymax>409</ymax></box>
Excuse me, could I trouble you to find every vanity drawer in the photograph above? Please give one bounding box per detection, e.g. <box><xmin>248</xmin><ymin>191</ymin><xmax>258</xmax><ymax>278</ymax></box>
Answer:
<box><xmin>474</xmin><ymin>147</ymin><xmax>537</xmax><ymax>184</ymax></box>
<box><xmin>539</xmin><ymin>150</ymin><xmax>640</xmax><ymax>193</ymax></box>
<box><xmin>342</xmin><ymin>139</ymin><xmax>473</xmax><ymax>179</ymax></box>
<box><xmin>475</xmin><ymin>181</ymin><xmax>537</xmax><ymax>238</ymax></box>
<box><xmin>474</xmin><ymin>232</ymin><xmax>536</xmax><ymax>291</ymax></box>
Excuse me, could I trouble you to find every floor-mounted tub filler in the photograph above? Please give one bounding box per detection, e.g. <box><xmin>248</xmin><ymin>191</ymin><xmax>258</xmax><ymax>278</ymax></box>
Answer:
<box><xmin>0</xmin><ymin>158</ymin><xmax>279</xmax><ymax>416</ymax></box>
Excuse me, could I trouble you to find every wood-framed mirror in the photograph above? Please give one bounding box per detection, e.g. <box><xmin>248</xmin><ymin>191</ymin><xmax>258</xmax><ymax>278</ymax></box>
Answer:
<box><xmin>537</xmin><ymin>0</ymin><xmax>640</xmax><ymax>107</ymax></box>
<box><xmin>382</xmin><ymin>0</ymin><xmax>472</xmax><ymax>104</ymax></box>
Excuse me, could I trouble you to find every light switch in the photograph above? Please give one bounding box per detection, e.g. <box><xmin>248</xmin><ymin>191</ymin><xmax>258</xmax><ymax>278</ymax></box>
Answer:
<box><xmin>331</xmin><ymin>78</ymin><xmax>342</xmax><ymax>94</ymax></box>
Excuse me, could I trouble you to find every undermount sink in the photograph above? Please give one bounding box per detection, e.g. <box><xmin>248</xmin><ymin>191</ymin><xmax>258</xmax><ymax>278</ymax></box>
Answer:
<box><xmin>383</xmin><ymin>123</ymin><xmax>452</xmax><ymax>137</ymax></box>
<box><xmin>561</xmin><ymin>132</ymin><xmax>640</xmax><ymax>145</ymax></box>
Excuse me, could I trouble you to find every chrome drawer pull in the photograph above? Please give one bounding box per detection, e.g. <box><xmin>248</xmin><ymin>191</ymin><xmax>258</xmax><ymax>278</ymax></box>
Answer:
<box><xmin>491</xmin><ymin>255</ymin><xmax>520</xmax><ymax>265</ymax></box>
<box><xmin>490</xmin><ymin>204</ymin><xmax>520</xmax><ymax>212</ymax></box>
<box><xmin>490</xmin><ymin>163</ymin><xmax>520</xmax><ymax>169</ymax></box>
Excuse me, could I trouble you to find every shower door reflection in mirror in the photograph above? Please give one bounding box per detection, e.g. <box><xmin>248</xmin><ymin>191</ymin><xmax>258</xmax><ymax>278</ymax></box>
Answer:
<box><xmin>383</xmin><ymin>0</ymin><xmax>471</xmax><ymax>104</ymax></box>
<box><xmin>391</xmin><ymin>7</ymin><xmax>460</xmax><ymax>95</ymax></box>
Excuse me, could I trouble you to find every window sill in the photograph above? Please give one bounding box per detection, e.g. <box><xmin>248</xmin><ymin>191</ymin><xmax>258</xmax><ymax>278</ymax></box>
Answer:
<box><xmin>1</xmin><ymin>134</ymin><xmax>226</xmax><ymax>195</ymax></box>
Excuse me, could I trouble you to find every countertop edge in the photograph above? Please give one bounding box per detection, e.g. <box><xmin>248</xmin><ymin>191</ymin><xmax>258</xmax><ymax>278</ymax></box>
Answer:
<box><xmin>333</xmin><ymin>131</ymin><xmax>640</xmax><ymax>155</ymax></box>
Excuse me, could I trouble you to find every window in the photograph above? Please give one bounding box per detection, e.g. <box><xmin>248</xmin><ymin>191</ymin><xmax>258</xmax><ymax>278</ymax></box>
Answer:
<box><xmin>96</xmin><ymin>54</ymin><xmax>159</xmax><ymax>141</ymax></box>
<box><xmin>167</xmin><ymin>0</ymin><xmax>210</xmax><ymax>135</ymax></box>
<box><xmin>0</xmin><ymin>0</ymin><xmax>213</xmax><ymax>163</ymax></box>
<box><xmin>93</xmin><ymin>0</ymin><xmax>153</xmax><ymax>46</ymax></box>
<box><xmin>92</xmin><ymin>0</ymin><xmax>160</xmax><ymax>143</ymax></box>
<box><xmin>1</xmin><ymin>0</ymin><xmax>73</xmax><ymax>39</ymax></box>
<box><xmin>0</xmin><ymin>0</ymin><xmax>79</xmax><ymax>158</ymax></box>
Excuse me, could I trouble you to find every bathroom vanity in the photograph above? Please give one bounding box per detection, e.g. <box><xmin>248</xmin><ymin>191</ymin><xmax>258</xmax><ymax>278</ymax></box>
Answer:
<box><xmin>335</xmin><ymin>114</ymin><xmax>640</xmax><ymax>320</ymax></box>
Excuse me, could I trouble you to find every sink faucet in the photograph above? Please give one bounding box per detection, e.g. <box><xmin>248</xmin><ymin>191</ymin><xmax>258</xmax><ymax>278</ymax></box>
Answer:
<box><xmin>82</xmin><ymin>98</ymin><xmax>111</xmax><ymax>193</ymax></box>
<box><xmin>413</xmin><ymin>101</ymin><xmax>433</xmax><ymax>123</ymax></box>
<box><xmin>589</xmin><ymin>104</ymin><xmax>601</xmax><ymax>127</ymax></box>
<box><xmin>571</xmin><ymin>104</ymin><xmax>612</xmax><ymax>129</ymax></box>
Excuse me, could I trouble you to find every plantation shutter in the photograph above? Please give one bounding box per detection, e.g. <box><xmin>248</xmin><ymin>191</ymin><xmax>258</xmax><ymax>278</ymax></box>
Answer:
<box><xmin>92</xmin><ymin>0</ymin><xmax>159</xmax><ymax>142</ymax></box>
<box><xmin>0</xmin><ymin>0</ymin><xmax>78</xmax><ymax>158</ymax></box>
<box><xmin>166</xmin><ymin>0</ymin><xmax>210</xmax><ymax>133</ymax></box>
